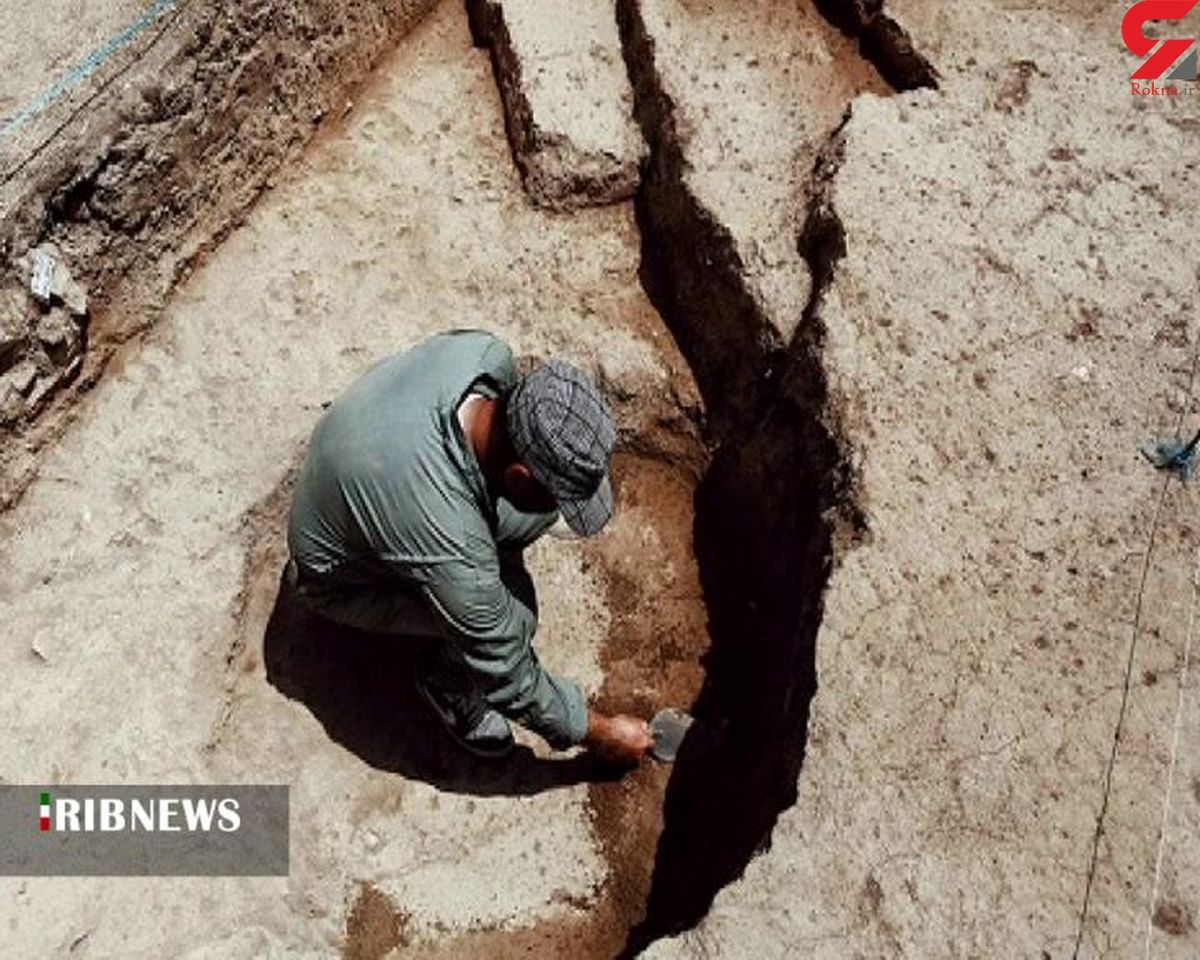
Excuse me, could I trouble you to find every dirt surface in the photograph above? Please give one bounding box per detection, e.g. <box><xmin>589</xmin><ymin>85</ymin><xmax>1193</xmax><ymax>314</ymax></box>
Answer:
<box><xmin>647</xmin><ymin>3</ymin><xmax>1200</xmax><ymax>958</ymax></box>
<box><xmin>620</xmin><ymin>0</ymin><xmax>890</xmax><ymax>435</ymax></box>
<box><xmin>397</xmin><ymin>454</ymin><xmax>708</xmax><ymax>958</ymax></box>
<box><xmin>468</xmin><ymin>0</ymin><xmax>644</xmax><ymax>209</ymax></box>
<box><xmin>0</xmin><ymin>0</ymin><xmax>146</xmax><ymax>123</ymax></box>
<box><xmin>0</xmin><ymin>0</ymin><xmax>439</xmax><ymax>497</ymax></box>
<box><xmin>3</xmin><ymin>0</ymin><xmax>1200</xmax><ymax>957</ymax></box>
<box><xmin>0</xmin><ymin>4</ymin><xmax>705</xmax><ymax>954</ymax></box>
<box><xmin>345</xmin><ymin>883</ymin><xmax>412</xmax><ymax>959</ymax></box>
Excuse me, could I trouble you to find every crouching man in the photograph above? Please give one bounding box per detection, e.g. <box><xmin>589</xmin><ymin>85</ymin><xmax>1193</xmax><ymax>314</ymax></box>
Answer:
<box><xmin>286</xmin><ymin>329</ymin><xmax>652</xmax><ymax>764</ymax></box>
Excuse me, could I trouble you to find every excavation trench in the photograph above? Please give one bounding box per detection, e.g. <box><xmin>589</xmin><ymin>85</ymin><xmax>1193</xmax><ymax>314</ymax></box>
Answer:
<box><xmin>327</xmin><ymin>1</ymin><xmax>884</xmax><ymax>950</ymax></box>
<box><xmin>248</xmin><ymin>0</ymin><xmax>921</xmax><ymax>955</ymax></box>
<box><xmin>532</xmin><ymin>0</ymin><xmax>932</xmax><ymax>951</ymax></box>
<box><xmin>435</xmin><ymin>0</ymin><xmax>935</xmax><ymax>955</ymax></box>
<box><xmin>0</xmin><ymin>1</ymin><xmax>935</xmax><ymax>954</ymax></box>
<box><xmin>623</xmin><ymin>173</ymin><xmax>850</xmax><ymax>960</ymax></box>
<box><xmin>0</xmin><ymin>0</ymin><xmax>441</xmax><ymax>507</ymax></box>
<box><xmin>610</xmin><ymin>0</ymin><xmax>919</xmax><ymax>947</ymax></box>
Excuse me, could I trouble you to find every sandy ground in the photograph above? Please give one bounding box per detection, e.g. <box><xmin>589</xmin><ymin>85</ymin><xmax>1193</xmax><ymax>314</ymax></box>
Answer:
<box><xmin>0</xmin><ymin>0</ymin><xmax>180</xmax><ymax>179</ymax></box>
<box><xmin>0</xmin><ymin>0</ymin><xmax>148</xmax><ymax>120</ymax></box>
<box><xmin>648</xmin><ymin>2</ymin><xmax>1200</xmax><ymax>958</ymax></box>
<box><xmin>1</xmin><ymin>3</ymin><xmax>704</xmax><ymax>955</ymax></box>
<box><xmin>3</xmin><ymin>0</ymin><xmax>1200</xmax><ymax>958</ymax></box>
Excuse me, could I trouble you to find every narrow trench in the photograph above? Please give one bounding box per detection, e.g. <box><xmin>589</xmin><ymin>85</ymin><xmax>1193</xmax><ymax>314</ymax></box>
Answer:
<box><xmin>430</xmin><ymin>1</ymin><xmax>938</xmax><ymax>957</ymax></box>
<box><xmin>612</xmin><ymin>84</ymin><xmax>841</xmax><ymax>960</ymax></box>
<box><xmin>611</xmin><ymin>1</ymin><xmax>934</xmax><ymax>951</ymax></box>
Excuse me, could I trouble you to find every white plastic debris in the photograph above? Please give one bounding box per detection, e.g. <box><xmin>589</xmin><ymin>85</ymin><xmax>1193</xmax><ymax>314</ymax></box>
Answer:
<box><xmin>29</xmin><ymin>248</ymin><xmax>55</xmax><ymax>303</ymax></box>
<box><xmin>27</xmin><ymin>244</ymin><xmax>88</xmax><ymax>317</ymax></box>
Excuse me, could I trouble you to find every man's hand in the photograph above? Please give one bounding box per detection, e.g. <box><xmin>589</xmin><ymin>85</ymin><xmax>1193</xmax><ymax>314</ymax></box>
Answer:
<box><xmin>584</xmin><ymin>710</ymin><xmax>653</xmax><ymax>766</ymax></box>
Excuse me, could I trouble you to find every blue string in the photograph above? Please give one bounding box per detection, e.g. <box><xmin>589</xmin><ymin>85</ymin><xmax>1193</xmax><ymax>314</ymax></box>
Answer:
<box><xmin>0</xmin><ymin>0</ymin><xmax>178</xmax><ymax>140</ymax></box>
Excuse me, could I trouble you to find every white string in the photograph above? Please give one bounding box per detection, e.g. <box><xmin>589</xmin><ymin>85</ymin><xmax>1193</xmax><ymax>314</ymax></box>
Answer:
<box><xmin>1144</xmin><ymin>541</ymin><xmax>1200</xmax><ymax>960</ymax></box>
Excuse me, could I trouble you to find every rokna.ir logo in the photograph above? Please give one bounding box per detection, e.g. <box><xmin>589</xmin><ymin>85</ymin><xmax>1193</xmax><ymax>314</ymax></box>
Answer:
<box><xmin>1124</xmin><ymin>0</ymin><xmax>1198</xmax><ymax>87</ymax></box>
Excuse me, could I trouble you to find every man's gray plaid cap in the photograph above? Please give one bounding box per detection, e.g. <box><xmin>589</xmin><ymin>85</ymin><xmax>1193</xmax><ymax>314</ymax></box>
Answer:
<box><xmin>506</xmin><ymin>359</ymin><xmax>616</xmax><ymax>536</ymax></box>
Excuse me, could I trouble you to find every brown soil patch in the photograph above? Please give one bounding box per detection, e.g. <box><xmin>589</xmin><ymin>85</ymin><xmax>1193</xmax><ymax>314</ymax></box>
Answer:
<box><xmin>345</xmin><ymin>882</ymin><xmax>411</xmax><ymax>960</ymax></box>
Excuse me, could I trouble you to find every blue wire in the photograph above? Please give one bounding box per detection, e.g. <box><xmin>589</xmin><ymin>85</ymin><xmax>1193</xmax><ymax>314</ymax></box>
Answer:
<box><xmin>0</xmin><ymin>0</ymin><xmax>178</xmax><ymax>140</ymax></box>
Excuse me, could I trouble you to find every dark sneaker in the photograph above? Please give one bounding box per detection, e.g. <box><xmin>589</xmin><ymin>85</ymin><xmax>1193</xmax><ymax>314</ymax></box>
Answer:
<box><xmin>414</xmin><ymin>674</ymin><xmax>515</xmax><ymax>759</ymax></box>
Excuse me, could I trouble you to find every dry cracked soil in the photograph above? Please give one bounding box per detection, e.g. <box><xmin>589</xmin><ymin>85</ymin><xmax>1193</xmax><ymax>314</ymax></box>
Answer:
<box><xmin>1</xmin><ymin>1</ymin><xmax>1199</xmax><ymax>958</ymax></box>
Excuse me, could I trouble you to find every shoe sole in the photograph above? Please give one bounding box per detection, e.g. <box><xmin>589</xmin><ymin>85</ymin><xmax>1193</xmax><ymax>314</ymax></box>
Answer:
<box><xmin>413</xmin><ymin>674</ymin><xmax>515</xmax><ymax>760</ymax></box>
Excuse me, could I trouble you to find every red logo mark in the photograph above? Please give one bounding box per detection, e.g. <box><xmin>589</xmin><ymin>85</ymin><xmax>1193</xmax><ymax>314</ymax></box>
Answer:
<box><xmin>1124</xmin><ymin>1</ymin><xmax>1197</xmax><ymax>79</ymax></box>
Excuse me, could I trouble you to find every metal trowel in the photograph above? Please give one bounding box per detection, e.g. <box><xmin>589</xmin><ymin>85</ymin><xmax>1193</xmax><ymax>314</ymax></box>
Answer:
<box><xmin>649</xmin><ymin>707</ymin><xmax>695</xmax><ymax>762</ymax></box>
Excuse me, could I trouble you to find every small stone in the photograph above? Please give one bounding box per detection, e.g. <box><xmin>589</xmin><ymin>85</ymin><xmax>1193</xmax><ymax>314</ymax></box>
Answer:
<box><xmin>36</xmin><ymin>309</ymin><xmax>80</xmax><ymax>357</ymax></box>
<box><xmin>29</xmin><ymin>247</ymin><xmax>55</xmax><ymax>303</ymax></box>
<box><xmin>56</xmin><ymin>272</ymin><xmax>89</xmax><ymax>320</ymax></box>
<box><xmin>25</xmin><ymin>373</ymin><xmax>57</xmax><ymax>412</ymax></box>
<box><xmin>0</xmin><ymin>386</ymin><xmax>22</xmax><ymax>425</ymax></box>
<box><xmin>2</xmin><ymin>360</ymin><xmax>38</xmax><ymax>397</ymax></box>
<box><xmin>36</xmin><ymin>310</ymin><xmax>71</xmax><ymax>346</ymax></box>
<box><xmin>1</xmin><ymin>290</ymin><xmax>28</xmax><ymax>366</ymax></box>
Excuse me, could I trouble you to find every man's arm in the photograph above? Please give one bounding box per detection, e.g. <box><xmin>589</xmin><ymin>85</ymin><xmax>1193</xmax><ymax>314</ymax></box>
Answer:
<box><xmin>420</xmin><ymin>566</ymin><xmax>589</xmax><ymax>750</ymax></box>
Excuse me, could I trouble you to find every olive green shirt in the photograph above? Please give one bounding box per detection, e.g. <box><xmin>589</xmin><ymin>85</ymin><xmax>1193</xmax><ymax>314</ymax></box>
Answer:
<box><xmin>286</xmin><ymin>330</ymin><xmax>589</xmax><ymax>748</ymax></box>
